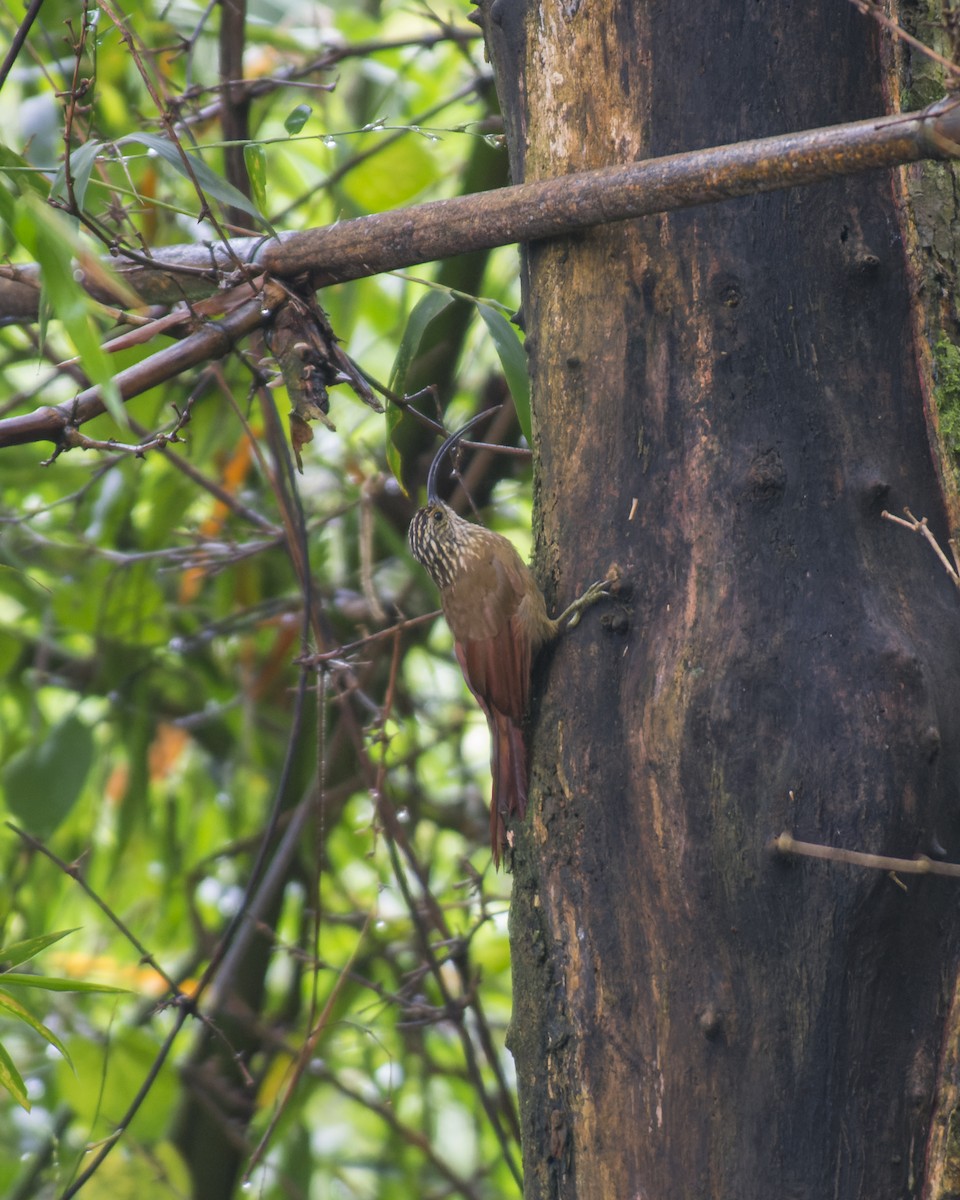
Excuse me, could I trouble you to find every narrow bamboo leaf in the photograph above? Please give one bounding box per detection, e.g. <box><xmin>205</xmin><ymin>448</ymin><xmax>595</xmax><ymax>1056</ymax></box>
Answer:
<box><xmin>20</xmin><ymin>203</ymin><xmax>85</xmax><ymax>322</ymax></box>
<box><xmin>118</xmin><ymin>133</ymin><xmax>273</xmax><ymax>229</ymax></box>
<box><xmin>64</xmin><ymin>311</ymin><xmax>125</xmax><ymax>425</ymax></box>
<box><xmin>2</xmin><ymin>712</ymin><xmax>94</xmax><ymax>839</ymax></box>
<box><xmin>0</xmin><ymin>973</ymin><xmax>129</xmax><ymax>994</ymax></box>
<box><xmin>0</xmin><ymin>146</ymin><xmax>41</xmax><ymax>250</ymax></box>
<box><xmin>0</xmin><ymin>1039</ymin><xmax>29</xmax><ymax>1110</ymax></box>
<box><xmin>387</xmin><ymin>290</ymin><xmax>456</xmax><ymax>492</ymax></box>
<box><xmin>0</xmin><ymin>988</ymin><xmax>72</xmax><ymax>1065</ymax></box>
<box><xmin>11</xmin><ymin>194</ymin><xmax>125</xmax><ymax>424</ymax></box>
<box><xmin>385</xmin><ymin>407</ymin><xmax>408</xmax><ymax>496</ymax></box>
<box><xmin>0</xmin><ymin>179</ymin><xmax>14</xmax><ymax>227</ymax></box>
<box><xmin>0</xmin><ymin>929</ymin><xmax>79</xmax><ymax>970</ymax></box>
<box><xmin>477</xmin><ymin>303</ymin><xmax>531</xmax><ymax>444</ymax></box>
<box><xmin>0</xmin><ymin>176</ymin><xmax>139</xmax><ymax>309</ymax></box>
<box><xmin>57</xmin><ymin>1027</ymin><xmax>176</xmax><ymax>1140</ymax></box>
<box><xmin>38</xmin><ymin>290</ymin><xmax>50</xmax><ymax>352</ymax></box>
<box><xmin>244</xmin><ymin>143</ymin><xmax>268</xmax><ymax>214</ymax></box>
<box><xmin>50</xmin><ymin>140</ymin><xmax>102</xmax><ymax>209</ymax></box>
<box><xmin>389</xmin><ymin>290</ymin><xmax>455</xmax><ymax>394</ymax></box>
<box><xmin>284</xmin><ymin>104</ymin><xmax>312</xmax><ymax>134</ymax></box>
<box><xmin>0</xmin><ymin>143</ymin><xmax>50</xmax><ymax>196</ymax></box>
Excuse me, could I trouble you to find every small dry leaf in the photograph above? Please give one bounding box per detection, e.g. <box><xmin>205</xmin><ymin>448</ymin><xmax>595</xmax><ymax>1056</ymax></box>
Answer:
<box><xmin>289</xmin><ymin>412</ymin><xmax>314</xmax><ymax>474</ymax></box>
<box><xmin>266</xmin><ymin>286</ymin><xmax>381</xmax><ymax>472</ymax></box>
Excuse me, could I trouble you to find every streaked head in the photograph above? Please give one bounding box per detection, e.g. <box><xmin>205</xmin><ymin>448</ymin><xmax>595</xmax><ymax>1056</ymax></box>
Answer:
<box><xmin>410</xmin><ymin>410</ymin><xmax>499</xmax><ymax>589</ymax></box>
<box><xmin>408</xmin><ymin>501</ymin><xmax>468</xmax><ymax>589</ymax></box>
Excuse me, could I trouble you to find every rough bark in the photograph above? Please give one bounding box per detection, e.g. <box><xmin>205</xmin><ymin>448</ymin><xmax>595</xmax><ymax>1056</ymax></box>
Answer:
<box><xmin>482</xmin><ymin>2</ymin><xmax>960</xmax><ymax>1197</ymax></box>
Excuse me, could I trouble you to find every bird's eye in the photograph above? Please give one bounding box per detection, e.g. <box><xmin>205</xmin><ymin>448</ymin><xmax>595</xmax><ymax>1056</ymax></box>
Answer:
<box><xmin>431</xmin><ymin>509</ymin><xmax>443</xmax><ymax>522</ymax></box>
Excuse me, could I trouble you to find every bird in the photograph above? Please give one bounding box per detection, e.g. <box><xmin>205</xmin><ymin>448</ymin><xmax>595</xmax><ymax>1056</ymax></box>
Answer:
<box><xmin>408</xmin><ymin>411</ymin><xmax>609</xmax><ymax>866</ymax></box>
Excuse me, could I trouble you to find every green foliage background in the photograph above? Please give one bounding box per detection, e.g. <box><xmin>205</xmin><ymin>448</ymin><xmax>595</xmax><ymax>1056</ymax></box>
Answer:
<box><xmin>0</xmin><ymin>1</ymin><xmax>527</xmax><ymax>1196</ymax></box>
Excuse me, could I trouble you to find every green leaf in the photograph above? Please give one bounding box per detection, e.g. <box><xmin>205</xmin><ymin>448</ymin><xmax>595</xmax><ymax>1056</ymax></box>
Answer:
<box><xmin>341</xmin><ymin>134</ymin><xmax>434</xmax><ymax>213</ymax></box>
<box><xmin>0</xmin><ymin>1038</ymin><xmax>29</xmax><ymax>1110</ymax></box>
<box><xmin>385</xmin><ymin>409</ymin><xmax>408</xmax><ymax>496</ymax></box>
<box><xmin>50</xmin><ymin>140</ymin><xmax>103</xmax><ymax>210</ymax></box>
<box><xmin>284</xmin><ymin>104</ymin><xmax>312</xmax><ymax>135</ymax></box>
<box><xmin>0</xmin><ymin>988</ymin><xmax>72</xmax><ymax>1065</ymax></box>
<box><xmin>79</xmin><ymin>1141</ymin><xmax>191</xmax><ymax>1194</ymax></box>
<box><xmin>386</xmin><ymin>290</ymin><xmax>456</xmax><ymax>491</ymax></box>
<box><xmin>0</xmin><ymin>973</ymin><xmax>129</xmax><ymax>994</ymax></box>
<box><xmin>51</xmin><ymin>557</ymin><xmax>167</xmax><ymax>640</ymax></box>
<box><xmin>0</xmin><ymin>148</ymin><xmax>36</xmax><ymax>236</ymax></box>
<box><xmin>58</xmin><ymin>1028</ymin><xmax>177</xmax><ymax>1140</ymax></box>
<box><xmin>0</xmin><ymin>177</ymin><xmax>15</xmax><ymax>228</ymax></box>
<box><xmin>117</xmin><ymin>133</ymin><xmax>274</xmax><ymax>231</ymax></box>
<box><xmin>1</xmin><ymin>713</ymin><xmax>95</xmax><ymax>839</ymax></box>
<box><xmin>389</xmin><ymin>290</ymin><xmax>455</xmax><ymax>395</ymax></box>
<box><xmin>244</xmin><ymin>143</ymin><xmax>268</xmax><ymax>214</ymax></box>
<box><xmin>0</xmin><ymin>143</ymin><xmax>50</xmax><ymax>197</ymax></box>
<box><xmin>0</xmin><ymin>929</ymin><xmax>79</xmax><ymax>970</ymax></box>
<box><xmin>477</xmin><ymin>303</ymin><xmax>531</xmax><ymax>444</ymax></box>
<box><xmin>10</xmin><ymin>192</ymin><xmax>126</xmax><ymax>424</ymax></box>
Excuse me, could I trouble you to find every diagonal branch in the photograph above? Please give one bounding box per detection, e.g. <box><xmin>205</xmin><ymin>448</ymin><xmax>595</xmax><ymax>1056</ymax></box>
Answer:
<box><xmin>3</xmin><ymin>100</ymin><xmax>960</xmax><ymax>454</ymax></box>
<box><xmin>3</xmin><ymin>99</ymin><xmax>959</xmax><ymax>321</ymax></box>
<box><xmin>0</xmin><ymin>289</ymin><xmax>276</xmax><ymax>451</ymax></box>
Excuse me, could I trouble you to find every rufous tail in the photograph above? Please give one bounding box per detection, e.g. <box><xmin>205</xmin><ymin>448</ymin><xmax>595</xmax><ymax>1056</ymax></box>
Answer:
<box><xmin>489</xmin><ymin>711</ymin><xmax>528</xmax><ymax>868</ymax></box>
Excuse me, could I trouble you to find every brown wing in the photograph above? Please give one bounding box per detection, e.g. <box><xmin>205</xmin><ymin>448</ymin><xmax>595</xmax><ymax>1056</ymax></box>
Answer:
<box><xmin>444</xmin><ymin>540</ymin><xmax>534</xmax><ymax>864</ymax></box>
<box><xmin>443</xmin><ymin>542</ymin><xmax>533</xmax><ymax>721</ymax></box>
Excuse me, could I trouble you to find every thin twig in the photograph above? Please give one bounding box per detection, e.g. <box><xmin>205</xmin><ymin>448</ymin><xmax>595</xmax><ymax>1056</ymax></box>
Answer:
<box><xmin>0</xmin><ymin>0</ymin><xmax>45</xmax><ymax>94</ymax></box>
<box><xmin>0</xmin><ymin>287</ymin><xmax>280</xmax><ymax>451</ymax></box>
<box><xmin>311</xmin><ymin>1061</ymin><xmax>486</xmax><ymax>1200</ymax></box>
<box><xmin>39</xmin><ymin>400</ymin><xmax>192</xmax><ymax>462</ymax></box>
<box><xmin>298</xmin><ymin>611</ymin><xmax>440</xmax><ymax>664</ymax></box>
<box><xmin>272</xmin><ymin>75</ymin><xmax>488</xmax><ymax>225</ymax></box>
<box><xmin>370</xmin><ymin>629</ymin><xmax>523</xmax><ymax>1180</ymax></box>
<box><xmin>97</xmin><ymin>0</ymin><xmax>252</xmax><ymax>273</ymax></box>
<box><xmin>771</xmin><ymin>831</ymin><xmax>960</xmax><ymax>878</ymax></box>
<box><xmin>244</xmin><ymin>913</ymin><xmax>374</xmax><ymax>1179</ymax></box>
<box><xmin>849</xmin><ymin>0</ymin><xmax>960</xmax><ymax>80</ymax></box>
<box><xmin>170</xmin><ymin>27</ymin><xmax>479</xmax><ymax>132</ymax></box>
<box><xmin>60</xmin><ymin>1014</ymin><xmax>190</xmax><ymax>1198</ymax></box>
<box><xmin>881</xmin><ymin>507</ymin><xmax>960</xmax><ymax>589</ymax></box>
<box><xmin>6</xmin><ymin>822</ymin><xmax>186</xmax><ymax>1000</ymax></box>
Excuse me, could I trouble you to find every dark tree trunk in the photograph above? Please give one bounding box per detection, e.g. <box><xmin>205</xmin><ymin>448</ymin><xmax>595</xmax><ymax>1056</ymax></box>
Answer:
<box><xmin>481</xmin><ymin>2</ymin><xmax>960</xmax><ymax>1196</ymax></box>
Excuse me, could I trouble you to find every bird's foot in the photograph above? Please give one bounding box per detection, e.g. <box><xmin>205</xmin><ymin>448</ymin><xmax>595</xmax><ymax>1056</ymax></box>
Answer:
<box><xmin>559</xmin><ymin>578</ymin><xmax>611</xmax><ymax>629</ymax></box>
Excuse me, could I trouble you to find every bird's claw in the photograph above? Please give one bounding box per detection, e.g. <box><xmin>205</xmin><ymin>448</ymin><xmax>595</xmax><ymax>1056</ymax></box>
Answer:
<box><xmin>564</xmin><ymin>579</ymin><xmax>611</xmax><ymax>628</ymax></box>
